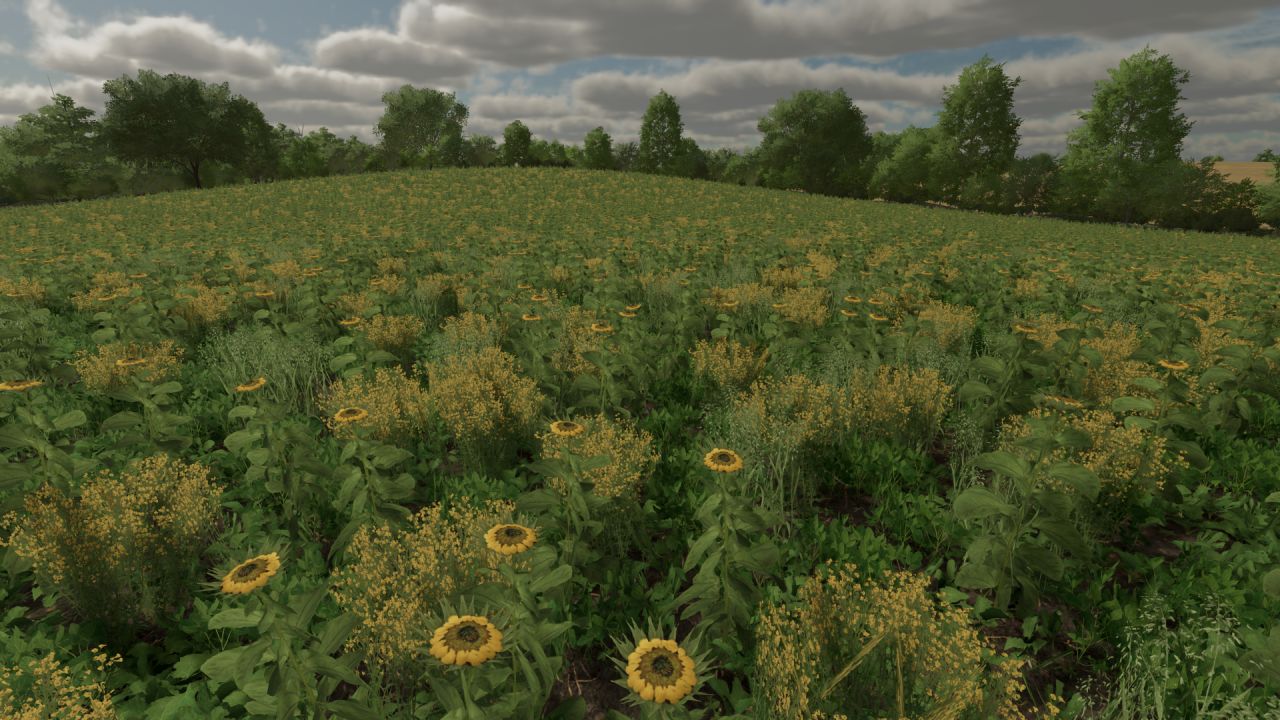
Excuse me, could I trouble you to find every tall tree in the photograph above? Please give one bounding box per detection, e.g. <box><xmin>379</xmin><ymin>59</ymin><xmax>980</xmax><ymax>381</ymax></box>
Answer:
<box><xmin>100</xmin><ymin>70</ymin><xmax>271</xmax><ymax>189</ymax></box>
<box><xmin>1056</xmin><ymin>46</ymin><xmax>1193</xmax><ymax>222</ymax></box>
<box><xmin>756</xmin><ymin>88</ymin><xmax>874</xmax><ymax>197</ymax></box>
<box><xmin>614</xmin><ymin>141</ymin><xmax>640</xmax><ymax>172</ymax></box>
<box><xmin>638</xmin><ymin>90</ymin><xmax>685</xmax><ymax>175</ymax></box>
<box><xmin>502</xmin><ymin>121</ymin><xmax>532</xmax><ymax>166</ymax></box>
<box><xmin>463</xmin><ymin>135</ymin><xmax>499</xmax><ymax>167</ymax></box>
<box><xmin>0</xmin><ymin>93</ymin><xmax>115</xmax><ymax>201</ymax></box>
<box><xmin>868</xmin><ymin>126</ymin><xmax>938</xmax><ymax>203</ymax></box>
<box><xmin>583</xmin><ymin>126</ymin><xmax>614</xmax><ymax>170</ymax></box>
<box><xmin>374</xmin><ymin>85</ymin><xmax>468</xmax><ymax>170</ymax></box>
<box><xmin>931</xmin><ymin>55</ymin><xmax>1022</xmax><ymax>201</ymax></box>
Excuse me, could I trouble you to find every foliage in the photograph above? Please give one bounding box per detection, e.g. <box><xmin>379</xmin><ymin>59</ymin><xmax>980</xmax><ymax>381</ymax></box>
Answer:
<box><xmin>638</xmin><ymin>90</ymin><xmax>686</xmax><ymax>176</ymax></box>
<box><xmin>374</xmin><ymin>85</ymin><xmax>469</xmax><ymax>170</ymax></box>
<box><xmin>756</xmin><ymin>88</ymin><xmax>874</xmax><ymax>198</ymax></box>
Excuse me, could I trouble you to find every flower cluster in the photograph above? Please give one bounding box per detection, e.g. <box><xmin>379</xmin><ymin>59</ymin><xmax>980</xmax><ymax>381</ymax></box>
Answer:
<box><xmin>689</xmin><ymin>338</ymin><xmax>770</xmax><ymax>392</ymax></box>
<box><xmin>538</xmin><ymin>414</ymin><xmax>659</xmax><ymax>501</ymax></box>
<box><xmin>0</xmin><ymin>651</ymin><xmax>119</xmax><ymax>720</ymax></box>
<box><xmin>845</xmin><ymin>364</ymin><xmax>954</xmax><ymax>448</ymax></box>
<box><xmin>71</xmin><ymin>340</ymin><xmax>184</xmax><ymax>393</ymax></box>
<box><xmin>363</xmin><ymin>314</ymin><xmax>426</xmax><ymax>352</ymax></box>
<box><xmin>319</xmin><ymin>366</ymin><xmax>429</xmax><ymax>441</ymax></box>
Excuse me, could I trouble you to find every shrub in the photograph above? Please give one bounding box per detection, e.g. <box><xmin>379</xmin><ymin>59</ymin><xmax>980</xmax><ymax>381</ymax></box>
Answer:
<box><xmin>319</xmin><ymin>366</ymin><xmax>429</xmax><ymax>442</ymax></box>
<box><xmin>754</xmin><ymin>562</ymin><xmax>1058</xmax><ymax>720</ymax></box>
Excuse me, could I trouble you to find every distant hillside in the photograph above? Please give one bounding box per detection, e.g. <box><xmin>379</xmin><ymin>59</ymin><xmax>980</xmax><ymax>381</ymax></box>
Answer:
<box><xmin>1214</xmin><ymin>161</ymin><xmax>1275</xmax><ymax>184</ymax></box>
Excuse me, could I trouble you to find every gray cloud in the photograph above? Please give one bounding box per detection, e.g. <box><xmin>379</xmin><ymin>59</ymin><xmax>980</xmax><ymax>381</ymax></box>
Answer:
<box><xmin>312</xmin><ymin>27</ymin><xmax>477</xmax><ymax>81</ymax></box>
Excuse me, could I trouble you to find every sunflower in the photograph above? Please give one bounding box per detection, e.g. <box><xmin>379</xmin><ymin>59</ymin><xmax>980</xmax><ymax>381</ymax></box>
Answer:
<box><xmin>517</xmin><ymin>282</ymin><xmax>534</xmax><ymax>290</ymax></box>
<box><xmin>843</xmin><ymin>295</ymin><xmax>862</xmax><ymax>304</ymax></box>
<box><xmin>625</xmin><ymin>638</ymin><xmax>698</xmax><ymax>705</ymax></box>
<box><xmin>128</xmin><ymin>272</ymin><xmax>148</xmax><ymax>279</ymax></box>
<box><xmin>530</xmin><ymin>293</ymin><xmax>548</xmax><ymax>302</ymax></box>
<box><xmin>0</xmin><ymin>379</ymin><xmax>43</xmax><ymax>392</ymax></box>
<box><xmin>338</xmin><ymin>317</ymin><xmax>362</xmax><ymax>327</ymax></box>
<box><xmin>1013</xmin><ymin>323</ymin><xmax>1037</xmax><ymax>334</ymax></box>
<box><xmin>625</xmin><ymin>304</ymin><xmax>642</xmax><ymax>311</ymax></box>
<box><xmin>618</xmin><ymin>311</ymin><xmax>637</xmax><ymax>318</ymax></box>
<box><xmin>115</xmin><ymin>357</ymin><xmax>148</xmax><ymax>368</ymax></box>
<box><xmin>1081</xmin><ymin>304</ymin><xmax>1104</xmax><ymax>314</ymax></box>
<box><xmin>220</xmin><ymin>552</ymin><xmax>281</xmax><ymax>594</ymax></box>
<box><xmin>1178</xmin><ymin>303</ymin><xmax>1200</xmax><ymax>312</ymax></box>
<box><xmin>1157</xmin><ymin>359</ymin><xmax>1190</xmax><ymax>372</ymax></box>
<box><xmin>429</xmin><ymin>615</ymin><xmax>503</xmax><ymax>666</ymax></box>
<box><xmin>839</xmin><ymin>308</ymin><xmax>857</xmax><ymax>317</ymax></box>
<box><xmin>484</xmin><ymin>524</ymin><xmax>537</xmax><ymax>555</ymax></box>
<box><xmin>867</xmin><ymin>298</ymin><xmax>885</xmax><ymax>306</ymax></box>
<box><xmin>703</xmin><ymin>448</ymin><xmax>743</xmax><ymax>473</ymax></box>
<box><xmin>868</xmin><ymin>312</ymin><xmax>889</xmax><ymax>322</ymax></box>
<box><xmin>235</xmin><ymin>376</ymin><xmax>267</xmax><ymax>393</ymax></box>
<box><xmin>254</xmin><ymin>290</ymin><xmax>276</xmax><ymax>299</ymax></box>
<box><xmin>521</xmin><ymin>313</ymin><xmax>542</xmax><ymax>322</ymax></box>
<box><xmin>549</xmin><ymin>420</ymin><xmax>585</xmax><ymax>437</ymax></box>
<box><xmin>591</xmin><ymin>323</ymin><xmax>613</xmax><ymax>334</ymax></box>
<box><xmin>771</xmin><ymin>302</ymin><xmax>785</xmax><ymax>309</ymax></box>
<box><xmin>333</xmin><ymin>407</ymin><xmax>369</xmax><ymax>423</ymax></box>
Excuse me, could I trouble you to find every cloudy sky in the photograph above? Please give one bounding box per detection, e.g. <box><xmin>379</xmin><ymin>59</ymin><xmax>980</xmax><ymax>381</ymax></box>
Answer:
<box><xmin>1</xmin><ymin>0</ymin><xmax>1278</xmax><ymax>158</ymax></box>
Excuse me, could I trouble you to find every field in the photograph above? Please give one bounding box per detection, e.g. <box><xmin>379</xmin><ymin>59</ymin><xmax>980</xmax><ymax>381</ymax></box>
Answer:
<box><xmin>1</xmin><ymin>167</ymin><xmax>1279</xmax><ymax>719</ymax></box>
<box><xmin>1214</xmin><ymin>161</ymin><xmax>1276</xmax><ymax>185</ymax></box>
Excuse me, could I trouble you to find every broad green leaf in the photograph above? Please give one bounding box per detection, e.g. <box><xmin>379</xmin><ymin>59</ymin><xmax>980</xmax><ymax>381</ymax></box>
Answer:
<box><xmin>954</xmin><ymin>487</ymin><xmax>1015</xmax><ymax>521</ymax></box>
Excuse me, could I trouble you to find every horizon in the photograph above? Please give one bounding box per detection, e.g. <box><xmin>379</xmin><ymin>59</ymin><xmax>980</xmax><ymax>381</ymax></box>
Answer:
<box><xmin>0</xmin><ymin>0</ymin><xmax>1277</xmax><ymax>159</ymax></box>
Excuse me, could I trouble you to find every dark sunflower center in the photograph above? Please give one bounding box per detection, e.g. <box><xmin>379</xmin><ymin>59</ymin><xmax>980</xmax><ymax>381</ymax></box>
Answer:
<box><xmin>457</xmin><ymin>625</ymin><xmax>481</xmax><ymax>643</ymax></box>
<box><xmin>642</xmin><ymin>650</ymin><xmax>680</xmax><ymax>685</ymax></box>
<box><xmin>233</xmin><ymin>560</ymin><xmax>265</xmax><ymax>580</ymax></box>
<box><xmin>714</xmin><ymin>452</ymin><xmax>733</xmax><ymax>464</ymax></box>
<box><xmin>501</xmin><ymin>527</ymin><xmax>525</xmax><ymax>541</ymax></box>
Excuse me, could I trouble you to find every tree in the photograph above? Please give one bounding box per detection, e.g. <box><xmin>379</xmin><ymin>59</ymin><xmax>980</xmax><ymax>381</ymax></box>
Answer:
<box><xmin>932</xmin><ymin>55</ymin><xmax>1022</xmax><ymax>201</ymax></box>
<box><xmin>756</xmin><ymin>88</ymin><xmax>874</xmax><ymax>197</ymax></box>
<box><xmin>1057</xmin><ymin>46</ymin><xmax>1193</xmax><ymax>223</ymax></box>
<box><xmin>583</xmin><ymin>126</ymin><xmax>614</xmax><ymax>170</ymax></box>
<box><xmin>463</xmin><ymin>135</ymin><xmax>499</xmax><ymax>167</ymax></box>
<box><xmin>703</xmin><ymin>147</ymin><xmax>739</xmax><ymax>182</ymax></box>
<box><xmin>0</xmin><ymin>93</ymin><xmax>116</xmax><ymax>201</ymax></box>
<box><xmin>670</xmin><ymin>137</ymin><xmax>708</xmax><ymax>180</ymax></box>
<box><xmin>100</xmin><ymin>70</ymin><xmax>271</xmax><ymax>189</ymax></box>
<box><xmin>502</xmin><ymin>121</ymin><xmax>532</xmax><ymax>166</ymax></box>
<box><xmin>998</xmin><ymin>153</ymin><xmax>1060</xmax><ymax>215</ymax></box>
<box><xmin>374</xmin><ymin>85</ymin><xmax>468</xmax><ymax>170</ymax></box>
<box><xmin>638</xmin><ymin>90</ymin><xmax>685</xmax><ymax>175</ymax></box>
<box><xmin>614</xmin><ymin>141</ymin><xmax>640</xmax><ymax>172</ymax></box>
<box><xmin>868</xmin><ymin>127</ymin><xmax>937</xmax><ymax>203</ymax></box>
<box><xmin>1252</xmin><ymin>149</ymin><xmax>1277</xmax><ymax>163</ymax></box>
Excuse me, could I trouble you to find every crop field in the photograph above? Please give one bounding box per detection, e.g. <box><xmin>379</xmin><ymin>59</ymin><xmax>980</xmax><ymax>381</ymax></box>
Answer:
<box><xmin>1214</xmin><ymin>161</ymin><xmax>1276</xmax><ymax>185</ymax></box>
<box><xmin>1</xmin><ymin>167</ymin><xmax>1279</xmax><ymax>718</ymax></box>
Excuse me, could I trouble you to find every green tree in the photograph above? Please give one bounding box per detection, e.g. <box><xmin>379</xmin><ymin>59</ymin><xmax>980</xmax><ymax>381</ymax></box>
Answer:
<box><xmin>373</xmin><ymin>85</ymin><xmax>468</xmax><ymax>170</ymax></box>
<box><xmin>0</xmin><ymin>93</ymin><xmax>117</xmax><ymax>201</ymax></box>
<box><xmin>638</xmin><ymin>90</ymin><xmax>686</xmax><ymax>175</ymax></box>
<box><xmin>100</xmin><ymin>70</ymin><xmax>271</xmax><ymax>189</ymax></box>
<box><xmin>463</xmin><ymin>135</ymin><xmax>499</xmax><ymax>167</ymax></box>
<box><xmin>502</xmin><ymin>120</ymin><xmax>532</xmax><ymax>166</ymax></box>
<box><xmin>868</xmin><ymin>126</ymin><xmax>937</xmax><ymax>203</ymax></box>
<box><xmin>1056</xmin><ymin>46</ymin><xmax>1193</xmax><ymax>223</ymax></box>
<box><xmin>614</xmin><ymin>141</ymin><xmax>640</xmax><ymax>172</ymax></box>
<box><xmin>997</xmin><ymin>153</ymin><xmax>1060</xmax><ymax>215</ymax></box>
<box><xmin>583</xmin><ymin>126</ymin><xmax>614</xmax><ymax>170</ymax></box>
<box><xmin>756</xmin><ymin>88</ymin><xmax>873</xmax><ymax>197</ymax></box>
<box><xmin>931</xmin><ymin>55</ymin><xmax>1022</xmax><ymax>201</ymax></box>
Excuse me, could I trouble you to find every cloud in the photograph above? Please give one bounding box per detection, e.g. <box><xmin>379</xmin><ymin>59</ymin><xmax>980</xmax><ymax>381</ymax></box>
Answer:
<box><xmin>312</xmin><ymin>27</ymin><xmax>478</xmax><ymax>81</ymax></box>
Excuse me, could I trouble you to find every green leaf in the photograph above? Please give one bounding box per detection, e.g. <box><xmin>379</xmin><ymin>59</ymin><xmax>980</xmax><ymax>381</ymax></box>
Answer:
<box><xmin>954</xmin><ymin>562</ymin><xmax>999</xmax><ymax>589</ymax></box>
<box><xmin>100</xmin><ymin>411</ymin><xmax>144</xmax><ymax>433</ymax></box>
<box><xmin>1264</xmin><ymin>569</ymin><xmax>1280</xmax><ymax>600</ymax></box>
<box><xmin>52</xmin><ymin>409</ymin><xmax>87</xmax><ymax>431</ymax></box>
<box><xmin>1111</xmin><ymin>396</ymin><xmax>1155</xmax><ymax>414</ymax></box>
<box><xmin>329</xmin><ymin>353</ymin><xmax>358</xmax><ymax>372</ymax></box>
<box><xmin>151</xmin><ymin>381</ymin><xmax>182</xmax><ymax>396</ymax></box>
<box><xmin>953</xmin><ymin>487</ymin><xmax>1015</xmax><ymax>521</ymax></box>
<box><xmin>1045</xmin><ymin>462</ymin><xmax>1099</xmax><ymax>501</ymax></box>
<box><xmin>529</xmin><ymin>564</ymin><xmax>573</xmax><ymax>594</ymax></box>
<box><xmin>224</xmin><ymin>428</ymin><xmax>262</xmax><ymax>454</ymax></box>
<box><xmin>245</xmin><ymin>448</ymin><xmax>271</xmax><ymax>466</ymax></box>
<box><xmin>364</xmin><ymin>350</ymin><xmax>399</xmax><ymax>365</ymax></box>
<box><xmin>314</xmin><ymin>613</ymin><xmax>360</xmax><ymax>656</ymax></box>
<box><xmin>325</xmin><ymin>700</ymin><xmax>383</xmax><ymax>720</ymax></box>
<box><xmin>683</xmin><ymin>527</ymin><xmax>721</xmax><ymax>572</ymax></box>
<box><xmin>228</xmin><ymin>405</ymin><xmax>258</xmax><ymax>421</ymax></box>
<box><xmin>208</xmin><ymin>607</ymin><xmax>263</xmax><ymax>630</ymax></box>
<box><xmin>370</xmin><ymin>445</ymin><xmax>413</xmax><ymax>469</ymax></box>
<box><xmin>972</xmin><ymin>356</ymin><xmax>1006</xmax><ymax>378</ymax></box>
<box><xmin>974</xmin><ymin>451</ymin><xmax>1029</xmax><ymax>481</ymax></box>
<box><xmin>200</xmin><ymin>646</ymin><xmax>246</xmax><ymax>682</ymax></box>
<box><xmin>546</xmin><ymin>697</ymin><xmax>587</xmax><ymax>720</ymax></box>
<box><xmin>958</xmin><ymin>379</ymin><xmax>994</xmax><ymax>402</ymax></box>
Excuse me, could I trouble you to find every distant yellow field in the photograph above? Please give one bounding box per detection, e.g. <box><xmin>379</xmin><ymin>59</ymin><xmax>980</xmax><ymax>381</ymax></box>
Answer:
<box><xmin>1215</xmin><ymin>161</ymin><xmax>1275</xmax><ymax>184</ymax></box>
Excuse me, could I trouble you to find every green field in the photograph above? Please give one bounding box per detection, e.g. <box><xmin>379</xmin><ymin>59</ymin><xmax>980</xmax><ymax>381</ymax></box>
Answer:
<box><xmin>2</xmin><ymin>167</ymin><xmax>1279</xmax><ymax>719</ymax></box>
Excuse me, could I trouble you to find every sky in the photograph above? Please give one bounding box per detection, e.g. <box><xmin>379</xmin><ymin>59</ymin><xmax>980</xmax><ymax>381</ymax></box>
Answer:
<box><xmin>1</xmin><ymin>0</ymin><xmax>1278</xmax><ymax>158</ymax></box>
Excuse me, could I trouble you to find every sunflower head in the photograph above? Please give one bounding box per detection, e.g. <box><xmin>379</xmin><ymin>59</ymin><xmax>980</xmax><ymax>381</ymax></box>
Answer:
<box><xmin>549</xmin><ymin>419</ymin><xmax>585</xmax><ymax>438</ymax></box>
<box><xmin>429</xmin><ymin>615</ymin><xmax>503</xmax><ymax>666</ymax></box>
<box><xmin>333</xmin><ymin>407</ymin><xmax>369</xmax><ymax>423</ymax></box>
<box><xmin>843</xmin><ymin>295</ymin><xmax>862</xmax><ymax>304</ymax></box>
<box><xmin>839</xmin><ymin>308</ymin><xmax>857</xmax><ymax>317</ymax></box>
<box><xmin>618</xmin><ymin>311</ymin><xmax>638</xmax><ymax>318</ymax></box>
<box><xmin>590</xmin><ymin>323</ymin><xmax>613</xmax><ymax>334</ymax></box>
<box><xmin>1013</xmin><ymin>323</ymin><xmax>1037</xmax><ymax>334</ymax></box>
<box><xmin>254</xmin><ymin>290</ymin><xmax>276</xmax><ymax>299</ymax></box>
<box><xmin>703</xmin><ymin>448</ymin><xmax>743</xmax><ymax>473</ymax></box>
<box><xmin>868</xmin><ymin>312</ymin><xmax>889</xmax><ymax>322</ymax></box>
<box><xmin>867</xmin><ymin>297</ymin><xmax>885</xmax><ymax>306</ymax></box>
<box><xmin>220</xmin><ymin>552</ymin><xmax>281</xmax><ymax>594</ymax></box>
<box><xmin>530</xmin><ymin>293</ymin><xmax>548</xmax><ymax>302</ymax></box>
<box><xmin>625</xmin><ymin>303</ymin><xmax>642</xmax><ymax>311</ymax></box>
<box><xmin>624</xmin><ymin>638</ymin><xmax>698</xmax><ymax>705</ymax></box>
<box><xmin>1157</xmin><ymin>359</ymin><xmax>1190</xmax><ymax>372</ymax></box>
<box><xmin>719</xmin><ymin>300</ymin><xmax>739</xmax><ymax>310</ymax></box>
<box><xmin>114</xmin><ymin>357</ymin><xmax>148</xmax><ymax>368</ymax></box>
<box><xmin>1081</xmin><ymin>303</ymin><xmax>1104</xmax><ymax>314</ymax></box>
<box><xmin>484</xmin><ymin>523</ymin><xmax>537</xmax><ymax>556</ymax></box>
<box><xmin>338</xmin><ymin>317</ymin><xmax>363</xmax><ymax>327</ymax></box>
<box><xmin>517</xmin><ymin>282</ymin><xmax>533</xmax><ymax>290</ymax></box>
<box><xmin>0</xmin><ymin>379</ymin><xmax>43</xmax><ymax>392</ymax></box>
<box><xmin>235</xmin><ymin>376</ymin><xmax>267</xmax><ymax>393</ymax></box>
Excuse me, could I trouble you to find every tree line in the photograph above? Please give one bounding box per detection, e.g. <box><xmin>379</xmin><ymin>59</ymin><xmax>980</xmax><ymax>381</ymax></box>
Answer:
<box><xmin>2</xmin><ymin>46</ymin><xmax>1277</xmax><ymax>233</ymax></box>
